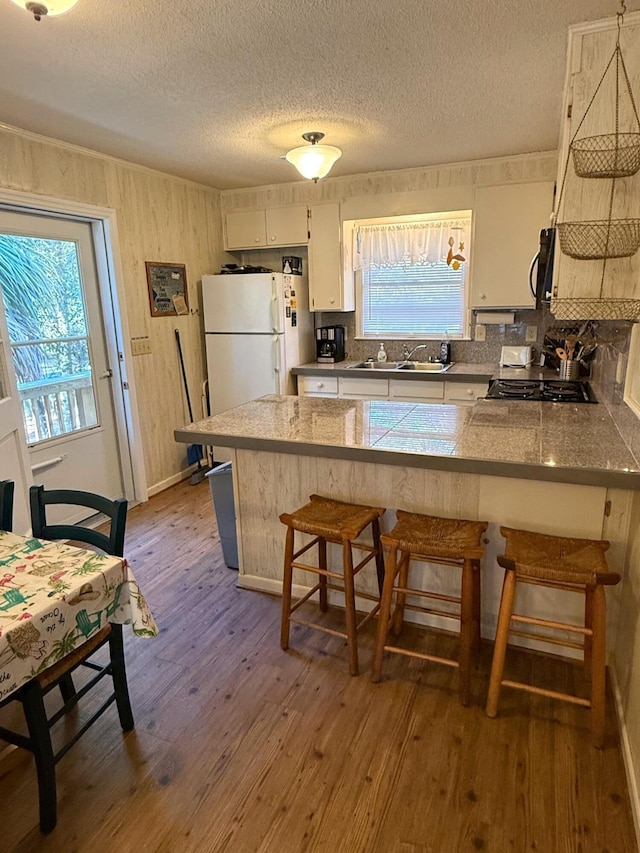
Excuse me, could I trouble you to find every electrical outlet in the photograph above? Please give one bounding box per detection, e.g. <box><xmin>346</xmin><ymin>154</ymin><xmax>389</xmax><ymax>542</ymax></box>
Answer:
<box><xmin>474</xmin><ymin>324</ymin><xmax>486</xmax><ymax>342</ymax></box>
<box><xmin>526</xmin><ymin>325</ymin><xmax>538</xmax><ymax>343</ymax></box>
<box><xmin>131</xmin><ymin>336</ymin><xmax>151</xmax><ymax>356</ymax></box>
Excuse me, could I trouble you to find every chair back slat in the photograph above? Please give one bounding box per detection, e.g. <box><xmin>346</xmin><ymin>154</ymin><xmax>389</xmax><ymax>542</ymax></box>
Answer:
<box><xmin>29</xmin><ymin>485</ymin><xmax>127</xmax><ymax>557</ymax></box>
<box><xmin>0</xmin><ymin>480</ymin><xmax>14</xmax><ymax>532</ymax></box>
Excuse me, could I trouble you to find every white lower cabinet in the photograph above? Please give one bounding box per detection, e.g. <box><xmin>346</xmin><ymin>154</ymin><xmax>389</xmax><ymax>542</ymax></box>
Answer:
<box><xmin>297</xmin><ymin>376</ymin><xmax>339</xmax><ymax>397</ymax></box>
<box><xmin>298</xmin><ymin>374</ymin><xmax>490</xmax><ymax>403</ymax></box>
<box><xmin>444</xmin><ymin>380</ymin><xmax>489</xmax><ymax>405</ymax></box>
<box><xmin>338</xmin><ymin>377</ymin><xmax>389</xmax><ymax>399</ymax></box>
<box><xmin>389</xmin><ymin>379</ymin><xmax>445</xmax><ymax>403</ymax></box>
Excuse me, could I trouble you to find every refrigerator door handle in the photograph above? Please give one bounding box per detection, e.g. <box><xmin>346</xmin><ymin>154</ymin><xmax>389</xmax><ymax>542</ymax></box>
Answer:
<box><xmin>273</xmin><ymin>335</ymin><xmax>281</xmax><ymax>392</ymax></box>
<box><xmin>270</xmin><ymin>290</ymin><xmax>279</xmax><ymax>333</ymax></box>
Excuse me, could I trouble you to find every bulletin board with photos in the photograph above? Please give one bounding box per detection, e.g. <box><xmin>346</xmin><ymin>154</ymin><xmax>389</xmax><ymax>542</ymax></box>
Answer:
<box><xmin>146</xmin><ymin>262</ymin><xmax>189</xmax><ymax>316</ymax></box>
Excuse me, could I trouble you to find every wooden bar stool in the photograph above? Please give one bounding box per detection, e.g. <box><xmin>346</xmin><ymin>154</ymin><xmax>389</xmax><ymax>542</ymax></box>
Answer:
<box><xmin>371</xmin><ymin>510</ymin><xmax>488</xmax><ymax>705</ymax></box>
<box><xmin>486</xmin><ymin>526</ymin><xmax>621</xmax><ymax>748</ymax></box>
<box><xmin>279</xmin><ymin>494</ymin><xmax>385</xmax><ymax>676</ymax></box>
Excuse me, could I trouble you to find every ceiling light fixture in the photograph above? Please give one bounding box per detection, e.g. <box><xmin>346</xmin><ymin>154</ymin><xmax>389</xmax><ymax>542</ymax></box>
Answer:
<box><xmin>11</xmin><ymin>0</ymin><xmax>79</xmax><ymax>20</ymax></box>
<box><xmin>285</xmin><ymin>132</ymin><xmax>342</xmax><ymax>182</ymax></box>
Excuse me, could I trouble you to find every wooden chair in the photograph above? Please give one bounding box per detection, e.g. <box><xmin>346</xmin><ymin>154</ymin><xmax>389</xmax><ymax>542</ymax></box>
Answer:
<box><xmin>371</xmin><ymin>510</ymin><xmax>488</xmax><ymax>705</ymax></box>
<box><xmin>0</xmin><ymin>485</ymin><xmax>132</xmax><ymax>832</ymax></box>
<box><xmin>0</xmin><ymin>479</ymin><xmax>14</xmax><ymax>531</ymax></box>
<box><xmin>485</xmin><ymin>526</ymin><xmax>621</xmax><ymax>748</ymax></box>
<box><xmin>279</xmin><ymin>494</ymin><xmax>385</xmax><ymax>675</ymax></box>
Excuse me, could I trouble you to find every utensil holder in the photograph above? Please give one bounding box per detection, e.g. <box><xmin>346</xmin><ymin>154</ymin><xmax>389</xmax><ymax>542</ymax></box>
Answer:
<box><xmin>559</xmin><ymin>360</ymin><xmax>580</xmax><ymax>381</ymax></box>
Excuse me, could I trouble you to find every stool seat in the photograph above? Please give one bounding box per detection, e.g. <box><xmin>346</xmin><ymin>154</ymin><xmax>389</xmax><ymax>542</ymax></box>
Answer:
<box><xmin>383</xmin><ymin>511</ymin><xmax>487</xmax><ymax>561</ymax></box>
<box><xmin>280</xmin><ymin>495</ymin><xmax>385</xmax><ymax>675</ymax></box>
<box><xmin>372</xmin><ymin>511</ymin><xmax>487</xmax><ymax>705</ymax></box>
<box><xmin>499</xmin><ymin>526</ymin><xmax>618</xmax><ymax>587</ymax></box>
<box><xmin>486</xmin><ymin>525</ymin><xmax>621</xmax><ymax>748</ymax></box>
<box><xmin>280</xmin><ymin>494</ymin><xmax>384</xmax><ymax>542</ymax></box>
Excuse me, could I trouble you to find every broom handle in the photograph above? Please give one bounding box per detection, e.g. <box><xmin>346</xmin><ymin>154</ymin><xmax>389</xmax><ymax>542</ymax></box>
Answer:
<box><xmin>175</xmin><ymin>328</ymin><xmax>195</xmax><ymax>422</ymax></box>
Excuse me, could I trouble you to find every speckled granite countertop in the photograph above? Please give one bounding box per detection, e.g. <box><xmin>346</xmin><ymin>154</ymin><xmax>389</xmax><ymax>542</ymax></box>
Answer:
<box><xmin>175</xmin><ymin>394</ymin><xmax>640</xmax><ymax>489</ymax></box>
<box><xmin>292</xmin><ymin>361</ymin><xmax>561</xmax><ymax>383</ymax></box>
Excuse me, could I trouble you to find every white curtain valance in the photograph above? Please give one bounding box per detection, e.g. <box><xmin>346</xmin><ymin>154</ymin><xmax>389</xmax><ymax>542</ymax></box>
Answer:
<box><xmin>356</xmin><ymin>218</ymin><xmax>469</xmax><ymax>268</ymax></box>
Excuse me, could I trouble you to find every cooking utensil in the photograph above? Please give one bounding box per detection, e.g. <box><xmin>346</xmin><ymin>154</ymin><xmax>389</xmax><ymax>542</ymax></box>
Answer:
<box><xmin>556</xmin><ymin>347</ymin><xmax>568</xmax><ymax>360</ymax></box>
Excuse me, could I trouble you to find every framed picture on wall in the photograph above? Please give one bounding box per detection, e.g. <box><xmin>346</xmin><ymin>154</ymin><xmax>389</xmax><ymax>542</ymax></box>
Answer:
<box><xmin>146</xmin><ymin>262</ymin><xmax>189</xmax><ymax>317</ymax></box>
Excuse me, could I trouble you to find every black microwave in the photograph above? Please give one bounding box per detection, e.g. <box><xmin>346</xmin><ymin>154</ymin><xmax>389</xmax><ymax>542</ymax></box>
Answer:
<box><xmin>528</xmin><ymin>227</ymin><xmax>555</xmax><ymax>309</ymax></box>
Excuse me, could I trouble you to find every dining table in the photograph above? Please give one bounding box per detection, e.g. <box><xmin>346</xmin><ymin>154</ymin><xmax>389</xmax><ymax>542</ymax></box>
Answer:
<box><xmin>0</xmin><ymin>530</ymin><xmax>158</xmax><ymax>703</ymax></box>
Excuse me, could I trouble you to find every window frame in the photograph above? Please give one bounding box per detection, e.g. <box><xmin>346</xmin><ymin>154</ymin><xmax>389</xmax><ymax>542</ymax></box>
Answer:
<box><xmin>350</xmin><ymin>211</ymin><xmax>472</xmax><ymax>341</ymax></box>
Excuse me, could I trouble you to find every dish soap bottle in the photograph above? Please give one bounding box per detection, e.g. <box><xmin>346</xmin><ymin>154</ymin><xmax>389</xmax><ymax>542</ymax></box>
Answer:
<box><xmin>377</xmin><ymin>343</ymin><xmax>387</xmax><ymax>363</ymax></box>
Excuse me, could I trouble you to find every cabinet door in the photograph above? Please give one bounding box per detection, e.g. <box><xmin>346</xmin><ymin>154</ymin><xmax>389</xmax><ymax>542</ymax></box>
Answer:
<box><xmin>297</xmin><ymin>375</ymin><xmax>339</xmax><ymax>397</ymax></box>
<box><xmin>388</xmin><ymin>380</ymin><xmax>444</xmax><ymax>403</ymax></box>
<box><xmin>225</xmin><ymin>210</ymin><xmax>266</xmax><ymax>250</ymax></box>
<box><xmin>309</xmin><ymin>203</ymin><xmax>354</xmax><ymax>311</ymax></box>
<box><xmin>471</xmin><ymin>181</ymin><xmax>555</xmax><ymax>308</ymax></box>
<box><xmin>553</xmin><ymin>20</ymin><xmax>640</xmax><ymax>316</ymax></box>
<box><xmin>266</xmin><ymin>206</ymin><xmax>308</xmax><ymax>246</ymax></box>
<box><xmin>444</xmin><ymin>380</ymin><xmax>488</xmax><ymax>405</ymax></box>
<box><xmin>339</xmin><ymin>377</ymin><xmax>389</xmax><ymax>400</ymax></box>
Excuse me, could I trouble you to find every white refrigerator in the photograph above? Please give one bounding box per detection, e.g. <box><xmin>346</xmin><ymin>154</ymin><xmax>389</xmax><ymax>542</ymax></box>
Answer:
<box><xmin>202</xmin><ymin>272</ymin><xmax>314</xmax><ymax>416</ymax></box>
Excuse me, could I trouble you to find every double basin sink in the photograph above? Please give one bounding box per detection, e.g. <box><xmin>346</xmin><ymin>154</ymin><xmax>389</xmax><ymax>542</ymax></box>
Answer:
<box><xmin>347</xmin><ymin>361</ymin><xmax>453</xmax><ymax>373</ymax></box>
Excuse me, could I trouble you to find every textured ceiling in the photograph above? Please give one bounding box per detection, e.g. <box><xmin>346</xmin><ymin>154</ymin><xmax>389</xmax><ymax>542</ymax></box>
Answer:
<box><xmin>0</xmin><ymin>0</ymin><xmax>637</xmax><ymax>190</ymax></box>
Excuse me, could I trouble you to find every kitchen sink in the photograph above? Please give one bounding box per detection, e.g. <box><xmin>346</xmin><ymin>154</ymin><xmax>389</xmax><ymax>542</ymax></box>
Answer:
<box><xmin>398</xmin><ymin>362</ymin><xmax>453</xmax><ymax>372</ymax></box>
<box><xmin>347</xmin><ymin>361</ymin><xmax>403</xmax><ymax>369</ymax></box>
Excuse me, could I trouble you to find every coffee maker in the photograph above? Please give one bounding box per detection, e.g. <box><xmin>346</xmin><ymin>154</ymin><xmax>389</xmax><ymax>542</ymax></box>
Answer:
<box><xmin>316</xmin><ymin>325</ymin><xmax>345</xmax><ymax>363</ymax></box>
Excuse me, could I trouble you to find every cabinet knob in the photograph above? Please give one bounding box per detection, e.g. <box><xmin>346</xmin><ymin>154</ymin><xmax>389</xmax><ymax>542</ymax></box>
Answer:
<box><xmin>466</xmin><ymin>388</ymin><xmax>473</xmax><ymax>396</ymax></box>
<box><xmin>255</xmin><ymin>237</ymin><xmax>260</xmax><ymax>243</ymax></box>
<box><xmin>318</xmin><ymin>382</ymin><xmax>324</xmax><ymax>389</ymax></box>
<box><xmin>480</xmin><ymin>293</ymin><xmax>486</xmax><ymax>300</ymax></box>
<box><xmin>330</xmin><ymin>298</ymin><xmax>335</xmax><ymax>304</ymax></box>
<box><xmin>270</xmin><ymin>236</ymin><xmax>276</xmax><ymax>242</ymax></box>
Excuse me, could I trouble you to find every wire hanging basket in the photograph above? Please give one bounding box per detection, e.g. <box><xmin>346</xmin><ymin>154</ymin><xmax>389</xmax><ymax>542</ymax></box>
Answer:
<box><xmin>571</xmin><ymin>132</ymin><xmax>640</xmax><ymax>178</ymax></box>
<box><xmin>551</xmin><ymin>296</ymin><xmax>640</xmax><ymax>321</ymax></box>
<box><xmin>557</xmin><ymin>218</ymin><xmax>640</xmax><ymax>259</ymax></box>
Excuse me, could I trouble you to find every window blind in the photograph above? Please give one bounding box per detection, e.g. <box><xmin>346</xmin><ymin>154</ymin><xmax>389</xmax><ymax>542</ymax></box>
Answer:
<box><xmin>357</xmin><ymin>214</ymin><xmax>471</xmax><ymax>339</ymax></box>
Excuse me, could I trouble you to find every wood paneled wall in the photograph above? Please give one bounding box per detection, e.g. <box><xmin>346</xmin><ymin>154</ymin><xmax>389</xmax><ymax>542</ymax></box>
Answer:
<box><xmin>221</xmin><ymin>151</ymin><xmax>559</xmax><ymax>214</ymax></box>
<box><xmin>0</xmin><ymin>125</ymin><xmax>226</xmax><ymax>492</ymax></box>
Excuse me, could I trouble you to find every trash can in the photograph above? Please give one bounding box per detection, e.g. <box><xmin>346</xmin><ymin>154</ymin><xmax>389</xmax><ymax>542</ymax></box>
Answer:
<box><xmin>205</xmin><ymin>462</ymin><xmax>238</xmax><ymax>569</ymax></box>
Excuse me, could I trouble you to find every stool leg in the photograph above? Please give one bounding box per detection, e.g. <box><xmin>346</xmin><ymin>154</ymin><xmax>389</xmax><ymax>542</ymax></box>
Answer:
<box><xmin>318</xmin><ymin>537</ymin><xmax>328</xmax><ymax>612</ymax></box>
<box><xmin>371</xmin><ymin>543</ymin><xmax>398</xmax><ymax>683</ymax></box>
<box><xmin>472</xmin><ymin>559</ymin><xmax>482</xmax><ymax>654</ymax></box>
<box><xmin>584</xmin><ymin>586</ymin><xmax>594</xmax><ymax>682</ymax></box>
<box><xmin>342</xmin><ymin>540</ymin><xmax>359</xmax><ymax>676</ymax></box>
<box><xmin>391</xmin><ymin>551</ymin><xmax>411</xmax><ymax>635</ymax></box>
<box><xmin>280</xmin><ymin>526</ymin><xmax>295</xmax><ymax>651</ymax></box>
<box><xmin>486</xmin><ymin>568</ymin><xmax>517</xmax><ymax>718</ymax></box>
<box><xmin>372</xmin><ymin>517</ymin><xmax>385</xmax><ymax>595</ymax></box>
<box><xmin>459</xmin><ymin>557</ymin><xmax>475</xmax><ymax>707</ymax></box>
<box><xmin>590</xmin><ymin>584</ymin><xmax>607</xmax><ymax>749</ymax></box>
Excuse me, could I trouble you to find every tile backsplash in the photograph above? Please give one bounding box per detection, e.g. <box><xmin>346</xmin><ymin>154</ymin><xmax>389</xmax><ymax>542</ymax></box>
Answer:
<box><xmin>318</xmin><ymin>308</ymin><xmax>561</xmax><ymax>365</ymax></box>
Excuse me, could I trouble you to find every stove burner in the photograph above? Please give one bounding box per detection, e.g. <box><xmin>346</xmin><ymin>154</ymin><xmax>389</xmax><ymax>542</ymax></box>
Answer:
<box><xmin>485</xmin><ymin>378</ymin><xmax>597</xmax><ymax>403</ymax></box>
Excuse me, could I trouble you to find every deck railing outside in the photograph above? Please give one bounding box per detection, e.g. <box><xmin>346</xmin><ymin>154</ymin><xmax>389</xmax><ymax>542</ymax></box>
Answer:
<box><xmin>18</xmin><ymin>371</ymin><xmax>97</xmax><ymax>444</ymax></box>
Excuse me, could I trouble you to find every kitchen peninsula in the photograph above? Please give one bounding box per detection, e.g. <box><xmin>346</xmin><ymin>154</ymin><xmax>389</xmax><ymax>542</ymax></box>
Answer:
<box><xmin>176</xmin><ymin>394</ymin><xmax>639</xmax><ymax>652</ymax></box>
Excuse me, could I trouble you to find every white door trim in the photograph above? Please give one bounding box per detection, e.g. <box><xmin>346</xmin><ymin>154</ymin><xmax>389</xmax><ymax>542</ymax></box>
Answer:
<box><xmin>0</xmin><ymin>186</ymin><xmax>147</xmax><ymax>502</ymax></box>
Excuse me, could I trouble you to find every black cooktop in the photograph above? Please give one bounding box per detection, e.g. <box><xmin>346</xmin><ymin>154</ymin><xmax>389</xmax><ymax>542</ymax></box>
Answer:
<box><xmin>486</xmin><ymin>378</ymin><xmax>597</xmax><ymax>403</ymax></box>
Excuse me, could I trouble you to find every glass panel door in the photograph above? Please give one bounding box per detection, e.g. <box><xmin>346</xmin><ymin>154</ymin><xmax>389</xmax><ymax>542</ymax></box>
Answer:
<box><xmin>0</xmin><ymin>233</ymin><xmax>99</xmax><ymax>445</ymax></box>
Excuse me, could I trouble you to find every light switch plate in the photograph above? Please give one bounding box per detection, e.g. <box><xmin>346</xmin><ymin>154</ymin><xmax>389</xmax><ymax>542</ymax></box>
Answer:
<box><xmin>526</xmin><ymin>325</ymin><xmax>538</xmax><ymax>342</ymax></box>
<box><xmin>474</xmin><ymin>324</ymin><xmax>486</xmax><ymax>342</ymax></box>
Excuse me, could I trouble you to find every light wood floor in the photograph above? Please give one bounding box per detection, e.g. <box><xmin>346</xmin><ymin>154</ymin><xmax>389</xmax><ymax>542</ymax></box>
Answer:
<box><xmin>1</xmin><ymin>479</ymin><xmax>637</xmax><ymax>852</ymax></box>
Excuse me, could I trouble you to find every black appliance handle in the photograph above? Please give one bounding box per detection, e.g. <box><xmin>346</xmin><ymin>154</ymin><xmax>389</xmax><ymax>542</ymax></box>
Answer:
<box><xmin>528</xmin><ymin>250</ymin><xmax>540</xmax><ymax>300</ymax></box>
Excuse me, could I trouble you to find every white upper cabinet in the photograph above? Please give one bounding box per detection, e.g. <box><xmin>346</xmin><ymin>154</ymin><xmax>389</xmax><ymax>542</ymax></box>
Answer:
<box><xmin>552</xmin><ymin>14</ymin><xmax>640</xmax><ymax>318</ymax></box>
<box><xmin>225</xmin><ymin>205</ymin><xmax>308</xmax><ymax>250</ymax></box>
<box><xmin>308</xmin><ymin>202</ymin><xmax>354</xmax><ymax>312</ymax></box>
<box><xmin>470</xmin><ymin>181</ymin><xmax>555</xmax><ymax>309</ymax></box>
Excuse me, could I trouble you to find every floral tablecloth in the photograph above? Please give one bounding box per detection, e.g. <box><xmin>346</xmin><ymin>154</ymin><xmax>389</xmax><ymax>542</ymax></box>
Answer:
<box><xmin>0</xmin><ymin>530</ymin><xmax>158</xmax><ymax>702</ymax></box>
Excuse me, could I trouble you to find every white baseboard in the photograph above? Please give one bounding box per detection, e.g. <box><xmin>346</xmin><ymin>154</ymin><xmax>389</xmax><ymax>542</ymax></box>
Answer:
<box><xmin>147</xmin><ymin>469</ymin><xmax>192</xmax><ymax>497</ymax></box>
<box><xmin>611</xmin><ymin>666</ymin><xmax>640</xmax><ymax>847</ymax></box>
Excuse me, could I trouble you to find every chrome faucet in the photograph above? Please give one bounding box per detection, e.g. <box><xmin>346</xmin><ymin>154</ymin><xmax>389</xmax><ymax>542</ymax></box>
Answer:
<box><xmin>403</xmin><ymin>344</ymin><xmax>428</xmax><ymax>361</ymax></box>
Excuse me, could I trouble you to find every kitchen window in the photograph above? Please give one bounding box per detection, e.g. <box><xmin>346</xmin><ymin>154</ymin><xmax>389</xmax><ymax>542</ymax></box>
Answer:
<box><xmin>353</xmin><ymin>211</ymin><xmax>472</xmax><ymax>339</ymax></box>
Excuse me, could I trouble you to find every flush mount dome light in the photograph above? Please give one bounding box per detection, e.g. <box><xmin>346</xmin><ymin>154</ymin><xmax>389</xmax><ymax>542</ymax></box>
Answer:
<box><xmin>285</xmin><ymin>132</ymin><xmax>342</xmax><ymax>182</ymax></box>
<box><xmin>11</xmin><ymin>0</ymin><xmax>79</xmax><ymax>20</ymax></box>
